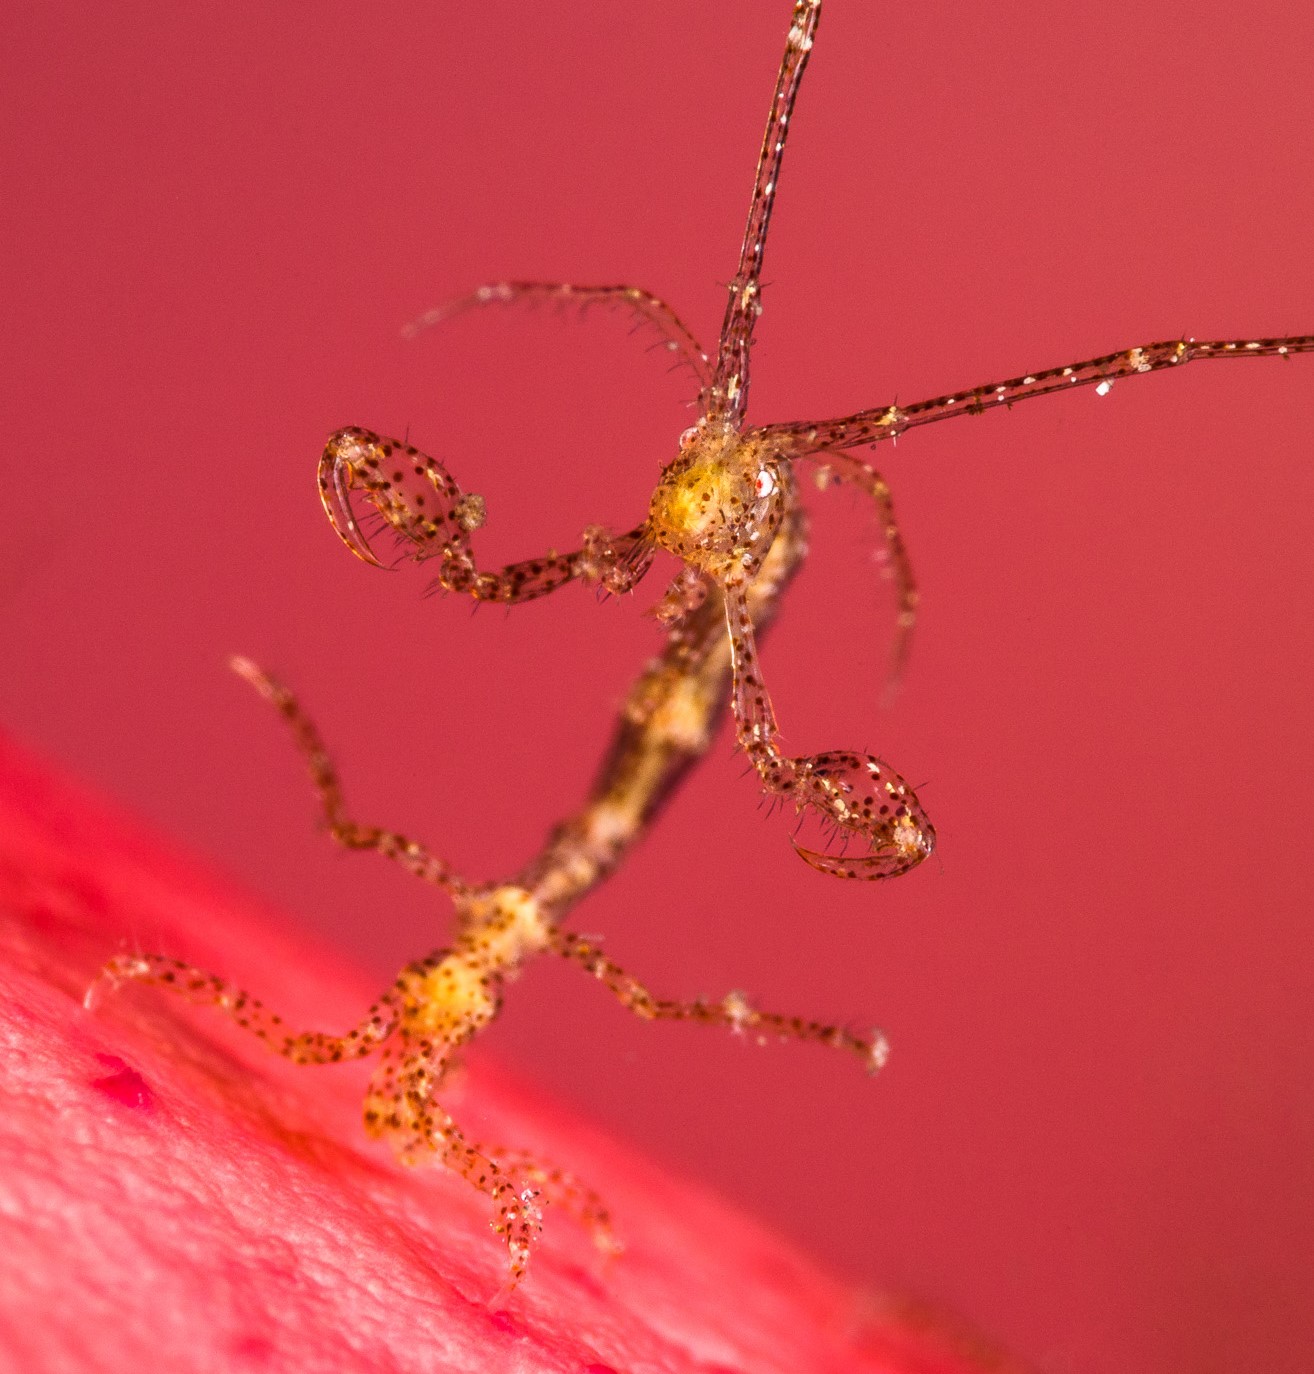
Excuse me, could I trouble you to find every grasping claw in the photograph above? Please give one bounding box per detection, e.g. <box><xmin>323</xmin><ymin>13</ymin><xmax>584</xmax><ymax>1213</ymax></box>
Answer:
<box><xmin>791</xmin><ymin>749</ymin><xmax>935</xmax><ymax>880</ymax></box>
<box><xmin>317</xmin><ymin>426</ymin><xmax>484</xmax><ymax>572</ymax></box>
<box><xmin>716</xmin><ymin>574</ymin><xmax>934</xmax><ymax>880</ymax></box>
<box><xmin>318</xmin><ymin>426</ymin><xmax>652</xmax><ymax>603</ymax></box>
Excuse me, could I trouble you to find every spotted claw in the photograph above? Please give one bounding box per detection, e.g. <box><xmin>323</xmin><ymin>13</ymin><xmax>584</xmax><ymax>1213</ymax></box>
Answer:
<box><xmin>791</xmin><ymin>749</ymin><xmax>935</xmax><ymax>881</ymax></box>
<box><xmin>317</xmin><ymin>427</ymin><xmax>479</xmax><ymax>571</ymax></box>
<box><xmin>317</xmin><ymin>428</ymin><xmax>388</xmax><ymax>567</ymax></box>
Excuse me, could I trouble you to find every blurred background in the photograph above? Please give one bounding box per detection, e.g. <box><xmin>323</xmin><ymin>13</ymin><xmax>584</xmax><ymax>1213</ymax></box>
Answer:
<box><xmin>3</xmin><ymin>2</ymin><xmax>1312</xmax><ymax>1370</ymax></box>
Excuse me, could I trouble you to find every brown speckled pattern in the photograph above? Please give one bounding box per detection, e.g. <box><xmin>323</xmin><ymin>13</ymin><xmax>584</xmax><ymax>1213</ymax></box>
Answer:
<box><xmin>99</xmin><ymin>0</ymin><xmax>1313</xmax><ymax>1286</ymax></box>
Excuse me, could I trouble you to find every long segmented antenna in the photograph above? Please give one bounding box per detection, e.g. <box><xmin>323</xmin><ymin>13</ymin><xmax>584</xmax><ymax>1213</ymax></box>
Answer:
<box><xmin>404</xmin><ymin>280</ymin><xmax>712</xmax><ymax>398</ymax></box>
<box><xmin>761</xmin><ymin>335</ymin><xmax>1314</xmax><ymax>452</ymax></box>
<box><xmin>707</xmin><ymin>0</ymin><xmax>822</xmax><ymax>426</ymax></box>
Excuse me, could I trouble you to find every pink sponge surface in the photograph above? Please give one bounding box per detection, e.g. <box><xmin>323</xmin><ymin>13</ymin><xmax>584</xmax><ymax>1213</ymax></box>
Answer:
<box><xmin>0</xmin><ymin>734</ymin><xmax>1008</xmax><ymax>1374</ymax></box>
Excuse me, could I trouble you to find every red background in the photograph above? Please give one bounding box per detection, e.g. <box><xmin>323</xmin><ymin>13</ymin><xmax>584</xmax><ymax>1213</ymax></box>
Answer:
<box><xmin>3</xmin><ymin>3</ymin><xmax>1312</xmax><ymax>1370</ymax></box>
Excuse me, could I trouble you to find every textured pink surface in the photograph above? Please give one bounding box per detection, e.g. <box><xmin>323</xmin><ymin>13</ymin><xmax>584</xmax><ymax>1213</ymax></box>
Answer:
<box><xmin>3</xmin><ymin>3</ymin><xmax>1314</xmax><ymax>1371</ymax></box>
<box><xmin>0</xmin><ymin>737</ymin><xmax>1007</xmax><ymax>1374</ymax></box>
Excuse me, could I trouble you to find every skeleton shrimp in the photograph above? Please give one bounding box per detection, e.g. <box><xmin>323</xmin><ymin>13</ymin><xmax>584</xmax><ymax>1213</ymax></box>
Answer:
<box><xmin>95</xmin><ymin>0</ymin><xmax>1314</xmax><ymax>1285</ymax></box>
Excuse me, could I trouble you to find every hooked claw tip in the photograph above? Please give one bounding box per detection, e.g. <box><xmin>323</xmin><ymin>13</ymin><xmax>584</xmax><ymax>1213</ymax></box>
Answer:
<box><xmin>318</xmin><ymin>431</ymin><xmax>387</xmax><ymax>569</ymax></box>
<box><xmin>785</xmin><ymin>748</ymin><xmax>935</xmax><ymax>881</ymax></box>
<box><xmin>790</xmin><ymin>824</ymin><xmax>934</xmax><ymax>882</ymax></box>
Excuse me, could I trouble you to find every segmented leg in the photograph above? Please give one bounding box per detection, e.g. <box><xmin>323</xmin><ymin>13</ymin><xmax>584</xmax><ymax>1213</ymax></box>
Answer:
<box><xmin>403</xmin><ymin>281</ymin><xmax>711</xmax><ymax>395</ymax></box>
<box><xmin>91</xmin><ymin>954</ymin><xmax>400</xmax><ymax>1063</ymax></box>
<box><xmin>319</xmin><ymin>427</ymin><xmax>655</xmax><ymax>601</ymax></box>
<box><xmin>364</xmin><ymin>1045</ymin><xmax>545</xmax><ymax>1285</ymax></box>
<box><xmin>485</xmin><ymin>1147</ymin><xmax>621</xmax><ymax>1259</ymax></box>
<box><xmin>230</xmin><ymin>656</ymin><xmax>468</xmax><ymax>898</ymax></box>
<box><xmin>708</xmin><ymin>0</ymin><xmax>822</xmax><ymax>424</ymax></box>
<box><xmin>95</xmin><ymin>941</ymin><xmax>550</xmax><ymax>1284</ymax></box>
<box><xmin>759</xmin><ymin>334</ymin><xmax>1314</xmax><ymax>452</ymax></box>
<box><xmin>364</xmin><ymin>986</ymin><xmax>609</xmax><ymax>1287</ymax></box>
<box><xmin>551</xmin><ymin>931</ymin><xmax>889</xmax><ymax>1073</ymax></box>
<box><xmin>805</xmin><ymin>449</ymin><xmax>918</xmax><ymax>694</ymax></box>
<box><xmin>649</xmin><ymin>564</ymin><xmax>711</xmax><ymax>627</ymax></box>
<box><xmin>724</xmin><ymin>580</ymin><xmax>934</xmax><ymax>879</ymax></box>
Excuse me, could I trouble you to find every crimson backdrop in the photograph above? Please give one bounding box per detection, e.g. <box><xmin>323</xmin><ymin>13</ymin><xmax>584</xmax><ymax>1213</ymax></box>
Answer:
<box><xmin>4</xmin><ymin>3</ymin><xmax>1312</xmax><ymax>1370</ymax></box>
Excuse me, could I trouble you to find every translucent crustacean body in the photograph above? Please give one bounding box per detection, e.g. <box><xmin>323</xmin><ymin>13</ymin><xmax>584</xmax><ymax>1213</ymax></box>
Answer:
<box><xmin>96</xmin><ymin>1</ymin><xmax>1314</xmax><ymax>1285</ymax></box>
